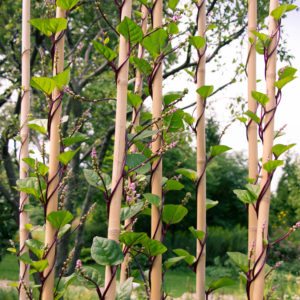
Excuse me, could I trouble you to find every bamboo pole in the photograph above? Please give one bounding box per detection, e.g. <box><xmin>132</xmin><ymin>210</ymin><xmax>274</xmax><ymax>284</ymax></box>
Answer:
<box><xmin>195</xmin><ymin>1</ymin><xmax>206</xmax><ymax>299</ymax></box>
<box><xmin>19</xmin><ymin>0</ymin><xmax>30</xmax><ymax>298</ymax></box>
<box><xmin>104</xmin><ymin>0</ymin><xmax>132</xmax><ymax>298</ymax></box>
<box><xmin>42</xmin><ymin>7</ymin><xmax>66</xmax><ymax>300</ymax></box>
<box><xmin>150</xmin><ymin>0</ymin><xmax>163</xmax><ymax>299</ymax></box>
<box><xmin>252</xmin><ymin>0</ymin><xmax>278</xmax><ymax>298</ymax></box>
<box><xmin>120</xmin><ymin>4</ymin><xmax>148</xmax><ymax>284</ymax></box>
<box><xmin>247</xmin><ymin>1</ymin><xmax>258</xmax><ymax>295</ymax></box>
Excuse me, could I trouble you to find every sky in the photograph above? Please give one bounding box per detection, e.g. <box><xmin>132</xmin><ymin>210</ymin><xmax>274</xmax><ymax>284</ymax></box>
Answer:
<box><xmin>163</xmin><ymin>1</ymin><xmax>300</xmax><ymax>189</ymax></box>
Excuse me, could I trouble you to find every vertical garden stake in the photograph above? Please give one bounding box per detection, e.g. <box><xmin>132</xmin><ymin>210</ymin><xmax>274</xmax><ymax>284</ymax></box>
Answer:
<box><xmin>19</xmin><ymin>0</ymin><xmax>30</xmax><ymax>298</ymax></box>
<box><xmin>151</xmin><ymin>0</ymin><xmax>163</xmax><ymax>299</ymax></box>
<box><xmin>253</xmin><ymin>0</ymin><xmax>278</xmax><ymax>298</ymax></box>
<box><xmin>196</xmin><ymin>1</ymin><xmax>207</xmax><ymax>299</ymax></box>
<box><xmin>42</xmin><ymin>6</ymin><xmax>66</xmax><ymax>300</ymax></box>
<box><xmin>104</xmin><ymin>0</ymin><xmax>132</xmax><ymax>298</ymax></box>
<box><xmin>247</xmin><ymin>1</ymin><xmax>258</xmax><ymax>298</ymax></box>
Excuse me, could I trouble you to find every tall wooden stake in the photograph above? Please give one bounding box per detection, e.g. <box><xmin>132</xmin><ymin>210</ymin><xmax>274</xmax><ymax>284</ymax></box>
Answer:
<box><xmin>42</xmin><ymin>7</ymin><xmax>66</xmax><ymax>300</ymax></box>
<box><xmin>19</xmin><ymin>0</ymin><xmax>30</xmax><ymax>298</ymax></box>
<box><xmin>150</xmin><ymin>0</ymin><xmax>163</xmax><ymax>299</ymax></box>
<box><xmin>196</xmin><ymin>1</ymin><xmax>206</xmax><ymax>299</ymax></box>
<box><xmin>104</xmin><ymin>0</ymin><xmax>132</xmax><ymax>298</ymax></box>
<box><xmin>247</xmin><ymin>1</ymin><xmax>258</xmax><ymax>298</ymax></box>
<box><xmin>252</xmin><ymin>0</ymin><xmax>278</xmax><ymax>298</ymax></box>
<box><xmin>120</xmin><ymin>4</ymin><xmax>148</xmax><ymax>284</ymax></box>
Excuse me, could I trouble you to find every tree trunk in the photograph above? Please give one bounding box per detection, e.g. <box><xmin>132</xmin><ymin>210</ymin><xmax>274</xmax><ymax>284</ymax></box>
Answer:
<box><xmin>196</xmin><ymin>1</ymin><xmax>206</xmax><ymax>299</ymax></box>
<box><xmin>150</xmin><ymin>1</ymin><xmax>163</xmax><ymax>299</ymax></box>
<box><xmin>252</xmin><ymin>0</ymin><xmax>278</xmax><ymax>298</ymax></box>
<box><xmin>104</xmin><ymin>1</ymin><xmax>132</xmax><ymax>298</ymax></box>
<box><xmin>120</xmin><ymin>4</ymin><xmax>148</xmax><ymax>284</ymax></box>
<box><xmin>19</xmin><ymin>0</ymin><xmax>30</xmax><ymax>298</ymax></box>
<box><xmin>42</xmin><ymin>7</ymin><xmax>66</xmax><ymax>300</ymax></box>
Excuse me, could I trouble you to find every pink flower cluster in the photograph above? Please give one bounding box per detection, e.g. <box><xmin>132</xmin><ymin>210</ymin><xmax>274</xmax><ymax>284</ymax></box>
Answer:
<box><xmin>126</xmin><ymin>181</ymin><xmax>140</xmax><ymax>204</ymax></box>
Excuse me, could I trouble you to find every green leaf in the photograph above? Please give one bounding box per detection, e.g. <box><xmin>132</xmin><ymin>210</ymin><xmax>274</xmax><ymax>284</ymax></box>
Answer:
<box><xmin>263</xmin><ymin>160</ymin><xmax>284</xmax><ymax>173</ymax></box>
<box><xmin>189</xmin><ymin>226</ymin><xmax>205</xmax><ymax>240</ymax></box>
<box><xmin>142</xmin><ymin>238</ymin><xmax>167</xmax><ymax>257</ymax></box>
<box><xmin>162</xmin><ymin>204</ymin><xmax>188</xmax><ymax>225</ymax></box>
<box><xmin>176</xmin><ymin>168</ymin><xmax>197</xmax><ymax>182</ymax></box>
<box><xmin>93</xmin><ymin>41</ymin><xmax>117</xmax><ymax>62</ymax></box>
<box><xmin>23</xmin><ymin>158</ymin><xmax>49</xmax><ymax>176</ymax></box>
<box><xmin>126</xmin><ymin>153</ymin><xmax>151</xmax><ymax>174</ymax></box>
<box><xmin>46</xmin><ymin>210</ymin><xmax>73</xmax><ymax>229</ymax></box>
<box><xmin>233</xmin><ymin>189</ymin><xmax>256</xmax><ymax>204</ymax></box>
<box><xmin>91</xmin><ymin>236</ymin><xmax>124</xmax><ymax>266</ymax></box>
<box><xmin>117</xmin><ymin>17</ymin><xmax>143</xmax><ymax>45</ymax></box>
<box><xmin>143</xmin><ymin>193</ymin><xmax>161</xmax><ymax>207</ymax></box>
<box><xmin>189</xmin><ymin>36</ymin><xmax>206</xmax><ymax>49</ymax></box>
<box><xmin>127</xmin><ymin>92</ymin><xmax>142</xmax><ymax>108</ymax></box>
<box><xmin>244</xmin><ymin>110</ymin><xmax>260</xmax><ymax>124</ymax></box>
<box><xmin>173</xmin><ymin>248</ymin><xmax>195</xmax><ymax>265</ymax></box>
<box><xmin>142</xmin><ymin>29</ymin><xmax>168</xmax><ymax>58</ymax></box>
<box><xmin>164</xmin><ymin>256</ymin><xmax>185</xmax><ymax>269</ymax></box>
<box><xmin>58</xmin><ymin>147</ymin><xmax>80</xmax><ymax>165</ymax></box>
<box><xmin>278</xmin><ymin>66</ymin><xmax>297</xmax><ymax>79</ymax></box>
<box><xmin>168</xmin><ymin>0</ymin><xmax>179</xmax><ymax>10</ymax></box>
<box><xmin>31</xmin><ymin>77</ymin><xmax>56</xmax><ymax>95</ymax></box>
<box><xmin>77</xmin><ymin>266</ymin><xmax>103</xmax><ymax>288</ymax></box>
<box><xmin>120</xmin><ymin>202</ymin><xmax>144</xmax><ymax>222</ymax></box>
<box><xmin>207</xmin><ymin>277</ymin><xmax>236</xmax><ymax>292</ymax></box>
<box><xmin>16</xmin><ymin>177</ymin><xmax>40</xmax><ymax>199</ymax></box>
<box><xmin>271</xmin><ymin>4</ymin><xmax>297</xmax><ymax>21</ymax></box>
<box><xmin>53</xmin><ymin>68</ymin><xmax>70</xmax><ymax>90</ymax></box>
<box><xmin>163</xmin><ymin>92</ymin><xmax>183</xmax><ymax>106</ymax></box>
<box><xmin>164</xmin><ymin>109</ymin><xmax>185</xmax><ymax>132</ymax></box>
<box><xmin>245</xmin><ymin>184</ymin><xmax>260</xmax><ymax>199</ymax></box>
<box><xmin>227</xmin><ymin>252</ymin><xmax>249</xmax><ymax>273</ymax></box>
<box><xmin>119</xmin><ymin>232</ymin><xmax>148</xmax><ymax>247</ymax></box>
<box><xmin>251</xmin><ymin>91</ymin><xmax>269</xmax><ymax>106</ymax></box>
<box><xmin>25</xmin><ymin>239</ymin><xmax>44</xmax><ymax>259</ymax></box>
<box><xmin>30</xmin><ymin>18</ymin><xmax>67</xmax><ymax>37</ymax></box>
<box><xmin>206</xmin><ymin>199</ymin><xmax>219</xmax><ymax>210</ymax></box>
<box><xmin>196</xmin><ymin>85</ymin><xmax>214</xmax><ymax>98</ymax></box>
<box><xmin>116</xmin><ymin>277</ymin><xmax>133</xmax><ymax>300</ymax></box>
<box><xmin>128</xmin><ymin>130</ymin><xmax>158</xmax><ymax>142</ymax></box>
<box><xmin>130</xmin><ymin>57</ymin><xmax>152</xmax><ymax>75</ymax></box>
<box><xmin>28</xmin><ymin>119</ymin><xmax>48</xmax><ymax>135</ymax></box>
<box><xmin>275</xmin><ymin>76</ymin><xmax>296</xmax><ymax>89</ymax></box>
<box><xmin>56</xmin><ymin>0</ymin><xmax>80</xmax><ymax>10</ymax></box>
<box><xmin>83</xmin><ymin>169</ymin><xmax>111</xmax><ymax>191</ymax></box>
<box><xmin>63</xmin><ymin>133</ymin><xmax>88</xmax><ymax>147</ymax></box>
<box><xmin>167</xmin><ymin>22</ymin><xmax>179</xmax><ymax>35</ymax></box>
<box><xmin>31</xmin><ymin>259</ymin><xmax>48</xmax><ymax>272</ymax></box>
<box><xmin>164</xmin><ymin>179</ymin><xmax>184</xmax><ymax>191</ymax></box>
<box><xmin>210</xmin><ymin>145</ymin><xmax>231</xmax><ymax>157</ymax></box>
<box><xmin>272</xmin><ymin>143</ymin><xmax>296</xmax><ymax>157</ymax></box>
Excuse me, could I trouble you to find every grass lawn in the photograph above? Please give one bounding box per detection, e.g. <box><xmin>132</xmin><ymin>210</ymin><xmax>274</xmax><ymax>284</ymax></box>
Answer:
<box><xmin>0</xmin><ymin>255</ymin><xmax>299</xmax><ymax>299</ymax></box>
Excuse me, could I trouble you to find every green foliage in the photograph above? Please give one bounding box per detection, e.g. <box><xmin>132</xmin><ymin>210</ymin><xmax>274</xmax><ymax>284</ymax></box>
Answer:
<box><xmin>117</xmin><ymin>17</ymin><xmax>143</xmax><ymax>45</ymax></box>
<box><xmin>196</xmin><ymin>85</ymin><xmax>214</xmax><ymax>98</ymax></box>
<box><xmin>209</xmin><ymin>145</ymin><xmax>231</xmax><ymax>157</ymax></box>
<box><xmin>263</xmin><ymin>160</ymin><xmax>284</xmax><ymax>173</ymax></box>
<box><xmin>189</xmin><ymin>36</ymin><xmax>206</xmax><ymax>49</ymax></box>
<box><xmin>46</xmin><ymin>210</ymin><xmax>74</xmax><ymax>229</ymax></box>
<box><xmin>116</xmin><ymin>277</ymin><xmax>133</xmax><ymax>300</ymax></box>
<box><xmin>91</xmin><ymin>237</ymin><xmax>124</xmax><ymax>266</ymax></box>
<box><xmin>206</xmin><ymin>277</ymin><xmax>236</xmax><ymax>293</ymax></box>
<box><xmin>251</xmin><ymin>91</ymin><xmax>269</xmax><ymax>106</ymax></box>
<box><xmin>227</xmin><ymin>251</ymin><xmax>249</xmax><ymax>273</ymax></box>
<box><xmin>93</xmin><ymin>41</ymin><xmax>117</xmax><ymax>62</ymax></box>
<box><xmin>56</xmin><ymin>0</ymin><xmax>80</xmax><ymax>10</ymax></box>
<box><xmin>143</xmin><ymin>193</ymin><xmax>160</xmax><ymax>207</ymax></box>
<box><xmin>30</xmin><ymin>18</ymin><xmax>67</xmax><ymax>36</ymax></box>
<box><xmin>271</xmin><ymin>4</ymin><xmax>297</xmax><ymax>20</ymax></box>
<box><xmin>176</xmin><ymin>168</ymin><xmax>197</xmax><ymax>182</ymax></box>
<box><xmin>164</xmin><ymin>179</ymin><xmax>184</xmax><ymax>191</ymax></box>
<box><xmin>58</xmin><ymin>147</ymin><xmax>80</xmax><ymax>165</ymax></box>
<box><xmin>120</xmin><ymin>202</ymin><xmax>144</xmax><ymax>222</ymax></box>
<box><xmin>162</xmin><ymin>204</ymin><xmax>188</xmax><ymax>225</ymax></box>
<box><xmin>142</xmin><ymin>28</ymin><xmax>168</xmax><ymax>58</ymax></box>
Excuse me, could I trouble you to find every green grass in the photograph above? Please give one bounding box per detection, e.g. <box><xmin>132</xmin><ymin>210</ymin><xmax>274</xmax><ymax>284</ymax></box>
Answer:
<box><xmin>0</xmin><ymin>255</ymin><xmax>299</xmax><ymax>299</ymax></box>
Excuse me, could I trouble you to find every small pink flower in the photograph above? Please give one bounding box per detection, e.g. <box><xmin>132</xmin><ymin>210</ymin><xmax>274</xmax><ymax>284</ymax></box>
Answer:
<box><xmin>295</xmin><ymin>221</ymin><xmax>300</xmax><ymax>229</ymax></box>
<box><xmin>76</xmin><ymin>259</ymin><xmax>82</xmax><ymax>269</ymax></box>
<box><xmin>172</xmin><ymin>14</ymin><xmax>181</xmax><ymax>22</ymax></box>
<box><xmin>91</xmin><ymin>147</ymin><xmax>97</xmax><ymax>159</ymax></box>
